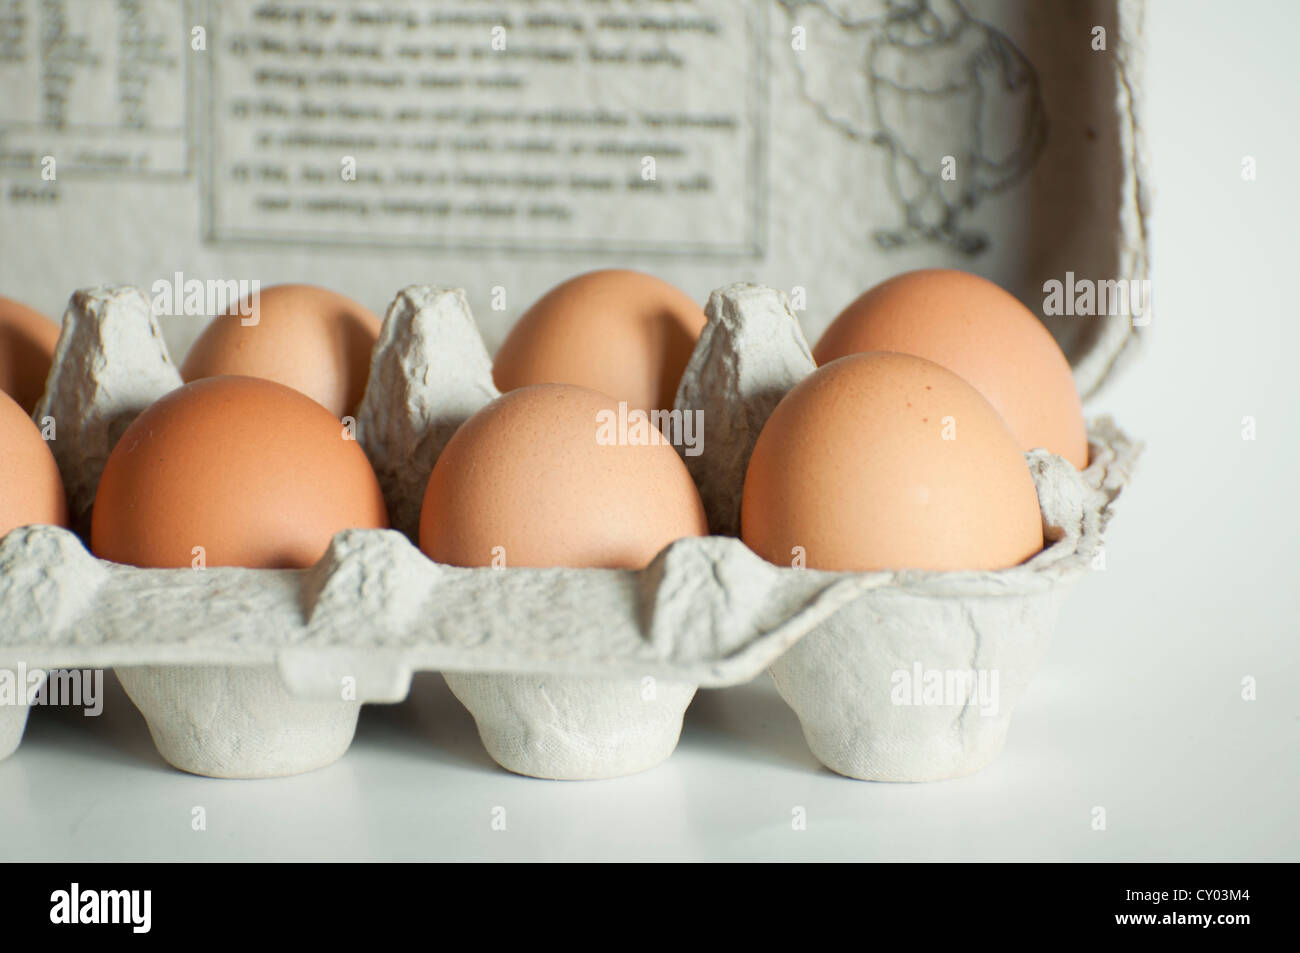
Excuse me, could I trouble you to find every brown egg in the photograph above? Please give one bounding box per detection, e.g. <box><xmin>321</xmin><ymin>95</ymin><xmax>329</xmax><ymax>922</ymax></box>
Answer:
<box><xmin>493</xmin><ymin>270</ymin><xmax>706</xmax><ymax>415</ymax></box>
<box><xmin>92</xmin><ymin>376</ymin><xmax>387</xmax><ymax>569</ymax></box>
<box><xmin>741</xmin><ymin>352</ymin><xmax>1043</xmax><ymax>573</ymax></box>
<box><xmin>420</xmin><ymin>384</ymin><xmax>707</xmax><ymax>570</ymax></box>
<box><xmin>814</xmin><ymin>269</ymin><xmax>1089</xmax><ymax>469</ymax></box>
<box><xmin>0</xmin><ymin>296</ymin><xmax>60</xmax><ymax>414</ymax></box>
<box><xmin>0</xmin><ymin>389</ymin><xmax>67</xmax><ymax>537</ymax></box>
<box><xmin>181</xmin><ymin>284</ymin><xmax>382</xmax><ymax>419</ymax></box>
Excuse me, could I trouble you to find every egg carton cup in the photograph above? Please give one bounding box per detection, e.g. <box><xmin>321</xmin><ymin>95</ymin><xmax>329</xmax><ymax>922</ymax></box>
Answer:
<box><xmin>0</xmin><ymin>282</ymin><xmax>1138</xmax><ymax>780</ymax></box>
<box><xmin>0</xmin><ymin>670</ymin><xmax>41</xmax><ymax>761</ymax></box>
<box><xmin>679</xmin><ymin>285</ymin><xmax>1139</xmax><ymax>781</ymax></box>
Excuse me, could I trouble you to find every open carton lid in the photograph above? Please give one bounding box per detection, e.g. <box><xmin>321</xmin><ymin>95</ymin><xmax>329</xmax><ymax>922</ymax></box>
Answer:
<box><xmin>771</xmin><ymin>0</ymin><xmax>1150</xmax><ymax>402</ymax></box>
<box><xmin>0</xmin><ymin>2</ymin><xmax>1149</xmax><ymax>401</ymax></box>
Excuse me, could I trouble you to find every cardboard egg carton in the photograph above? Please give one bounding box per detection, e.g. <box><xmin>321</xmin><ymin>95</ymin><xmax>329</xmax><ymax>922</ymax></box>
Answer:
<box><xmin>0</xmin><ymin>281</ymin><xmax>1139</xmax><ymax>780</ymax></box>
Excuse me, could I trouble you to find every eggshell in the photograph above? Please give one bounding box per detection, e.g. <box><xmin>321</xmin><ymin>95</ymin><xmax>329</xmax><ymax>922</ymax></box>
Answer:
<box><xmin>92</xmin><ymin>375</ymin><xmax>387</xmax><ymax>569</ymax></box>
<box><xmin>0</xmin><ymin>389</ymin><xmax>67</xmax><ymax>537</ymax></box>
<box><xmin>0</xmin><ymin>296</ymin><xmax>60</xmax><ymax>414</ymax></box>
<box><xmin>741</xmin><ymin>352</ymin><xmax>1043</xmax><ymax>572</ymax></box>
<box><xmin>814</xmin><ymin>269</ymin><xmax>1089</xmax><ymax>469</ymax></box>
<box><xmin>492</xmin><ymin>270</ymin><xmax>706</xmax><ymax>415</ymax></box>
<box><xmin>180</xmin><ymin>284</ymin><xmax>381</xmax><ymax>419</ymax></box>
<box><xmin>420</xmin><ymin>383</ymin><xmax>707</xmax><ymax>569</ymax></box>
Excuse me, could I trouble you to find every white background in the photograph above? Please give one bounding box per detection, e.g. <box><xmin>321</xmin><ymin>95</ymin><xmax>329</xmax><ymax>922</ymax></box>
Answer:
<box><xmin>2</xmin><ymin>0</ymin><xmax>1298</xmax><ymax>861</ymax></box>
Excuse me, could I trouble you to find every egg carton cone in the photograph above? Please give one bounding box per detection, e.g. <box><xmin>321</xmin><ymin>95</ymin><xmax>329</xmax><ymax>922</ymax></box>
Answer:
<box><xmin>0</xmin><ymin>281</ymin><xmax>1138</xmax><ymax>780</ymax></box>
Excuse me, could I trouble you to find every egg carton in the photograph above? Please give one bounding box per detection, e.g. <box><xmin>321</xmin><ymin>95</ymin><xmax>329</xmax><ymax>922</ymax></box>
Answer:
<box><xmin>0</xmin><ymin>282</ymin><xmax>1139</xmax><ymax>780</ymax></box>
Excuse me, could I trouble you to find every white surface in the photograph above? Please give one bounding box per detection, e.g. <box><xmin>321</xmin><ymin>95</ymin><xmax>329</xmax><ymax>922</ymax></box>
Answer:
<box><xmin>1</xmin><ymin>0</ymin><xmax>1298</xmax><ymax>861</ymax></box>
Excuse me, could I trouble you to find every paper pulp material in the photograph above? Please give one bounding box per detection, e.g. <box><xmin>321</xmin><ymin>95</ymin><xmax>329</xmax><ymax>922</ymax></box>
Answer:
<box><xmin>0</xmin><ymin>682</ymin><xmax>32</xmax><ymax>761</ymax></box>
<box><xmin>0</xmin><ymin>284</ymin><xmax>1138</xmax><ymax>781</ymax></box>
<box><xmin>444</xmin><ymin>673</ymin><xmax>698</xmax><ymax>781</ymax></box>
<box><xmin>677</xmin><ymin>286</ymin><xmax>1139</xmax><ymax>780</ymax></box>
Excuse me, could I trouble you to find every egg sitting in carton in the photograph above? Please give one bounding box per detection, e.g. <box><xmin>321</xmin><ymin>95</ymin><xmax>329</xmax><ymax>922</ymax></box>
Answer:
<box><xmin>0</xmin><ymin>275</ymin><xmax>1139</xmax><ymax>781</ymax></box>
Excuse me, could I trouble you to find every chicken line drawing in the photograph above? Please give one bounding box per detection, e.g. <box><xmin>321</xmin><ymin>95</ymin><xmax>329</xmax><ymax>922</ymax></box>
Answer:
<box><xmin>778</xmin><ymin>0</ymin><xmax>1048</xmax><ymax>255</ymax></box>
